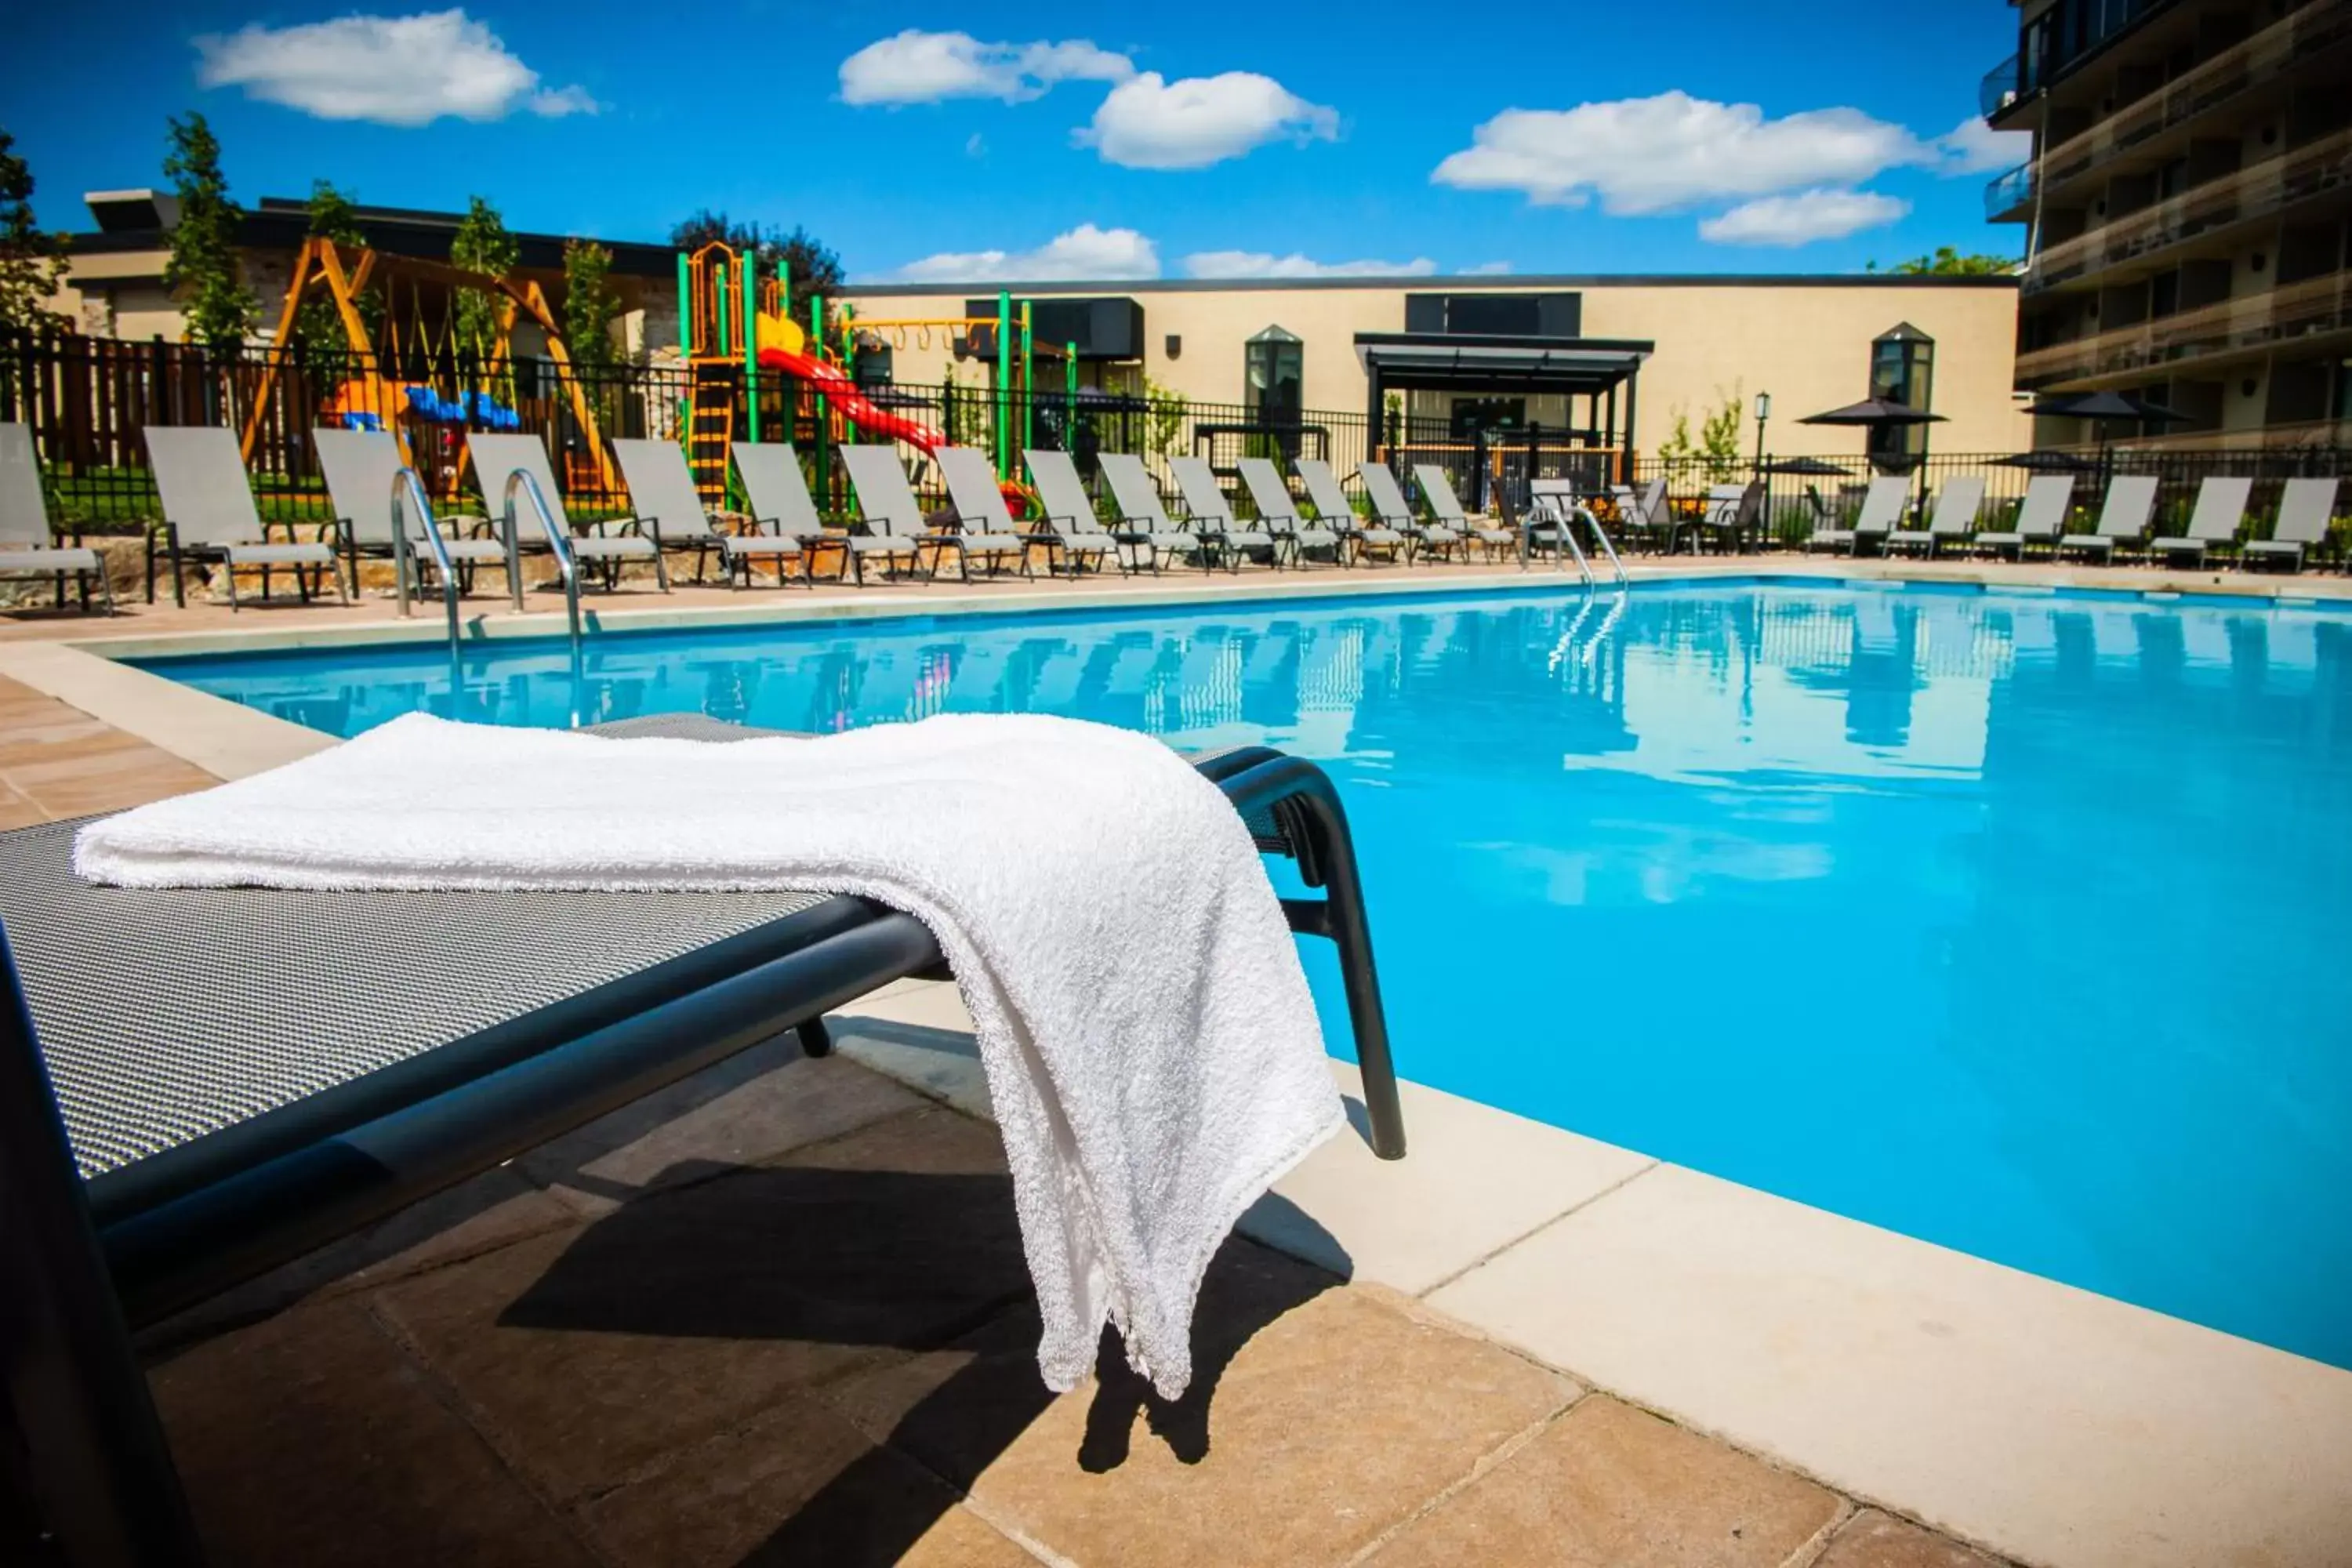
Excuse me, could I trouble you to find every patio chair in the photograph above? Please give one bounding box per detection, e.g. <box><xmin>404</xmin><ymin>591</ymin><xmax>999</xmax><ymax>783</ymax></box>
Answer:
<box><xmin>466</xmin><ymin>434</ymin><xmax>670</xmax><ymax>594</ymax></box>
<box><xmin>1606</xmin><ymin>480</ymin><xmax>1671</xmax><ymax>554</ymax></box>
<box><xmin>731</xmin><ymin>441</ymin><xmax>844</xmax><ymax>583</ymax></box>
<box><xmin>1356</xmin><ymin>462</ymin><xmax>1464</xmax><ymax>561</ymax></box>
<box><xmin>1524</xmin><ymin>477</ymin><xmax>1600</xmax><ymax>568</ymax></box>
<box><xmin>1095</xmin><ymin>454</ymin><xmax>1212</xmax><ymax>573</ymax></box>
<box><xmin>142</xmin><ymin>427</ymin><xmax>348</xmax><ymax>610</ymax></box>
<box><xmin>812</xmin><ymin>445</ymin><xmax>933</xmax><ymax>586</ymax></box>
<box><xmin>1885</xmin><ymin>476</ymin><xmax>1987</xmax><ymax>558</ymax></box>
<box><xmin>1296</xmin><ymin>458</ymin><xmax>1406</xmax><ymax>564</ymax></box>
<box><xmin>0</xmin><ymin>423</ymin><xmax>112</xmax><ymax>614</ymax></box>
<box><xmin>1018</xmin><ymin>449</ymin><xmax>1125</xmax><ymax>576</ymax></box>
<box><xmin>0</xmin><ymin>712</ymin><xmax>1404</xmax><ymax>1563</ymax></box>
<box><xmin>1973</xmin><ymin>474</ymin><xmax>2077</xmax><ymax>560</ymax></box>
<box><xmin>612</xmin><ymin>437</ymin><xmax>808</xmax><ymax>589</ymax></box>
<box><xmin>2057</xmin><ymin>474</ymin><xmax>2161</xmax><ymax>564</ymax></box>
<box><xmin>314</xmin><ymin>427</ymin><xmax>508</xmax><ymax>601</ymax></box>
<box><xmin>2146</xmin><ymin>476</ymin><xmax>2252</xmax><ymax>569</ymax></box>
<box><xmin>2241</xmin><ymin>477</ymin><xmax>2341</xmax><ymax>573</ymax></box>
<box><xmin>1237</xmin><ymin>457</ymin><xmax>1343</xmax><ymax>566</ymax></box>
<box><xmin>932</xmin><ymin>445</ymin><xmax>1046</xmax><ymax>582</ymax></box>
<box><xmin>1802</xmin><ymin>476</ymin><xmax>1907</xmax><ymax>557</ymax></box>
<box><xmin>1170</xmin><ymin>457</ymin><xmax>1283</xmax><ymax>571</ymax></box>
<box><xmin>1411</xmin><ymin>465</ymin><xmax>1516</xmax><ymax>562</ymax></box>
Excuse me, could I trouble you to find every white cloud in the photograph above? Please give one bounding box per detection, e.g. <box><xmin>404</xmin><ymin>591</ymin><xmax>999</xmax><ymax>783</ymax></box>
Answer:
<box><xmin>1698</xmin><ymin>188</ymin><xmax>1909</xmax><ymax>245</ymax></box>
<box><xmin>1078</xmin><ymin>71</ymin><xmax>1338</xmax><ymax>169</ymax></box>
<box><xmin>193</xmin><ymin>9</ymin><xmax>594</xmax><ymax>125</ymax></box>
<box><xmin>1937</xmin><ymin>114</ymin><xmax>2032</xmax><ymax>174</ymax></box>
<box><xmin>1461</xmin><ymin>260</ymin><xmax>1513</xmax><ymax>275</ymax></box>
<box><xmin>1432</xmin><ymin>90</ymin><xmax>1925</xmax><ymax>213</ymax></box>
<box><xmin>1183</xmin><ymin>249</ymin><xmax>1437</xmax><ymax>279</ymax></box>
<box><xmin>838</xmin><ymin>30</ymin><xmax>1132</xmax><ymax>106</ymax></box>
<box><xmin>891</xmin><ymin>224</ymin><xmax>1161</xmax><ymax>283</ymax></box>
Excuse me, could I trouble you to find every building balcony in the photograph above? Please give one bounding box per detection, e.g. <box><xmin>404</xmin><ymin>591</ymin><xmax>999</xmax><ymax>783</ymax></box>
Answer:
<box><xmin>1985</xmin><ymin>162</ymin><xmax>2037</xmax><ymax>223</ymax></box>
<box><xmin>2034</xmin><ymin>2</ymin><xmax>2352</xmax><ymax>198</ymax></box>
<box><xmin>2014</xmin><ymin>270</ymin><xmax>2352</xmax><ymax>384</ymax></box>
<box><xmin>2025</xmin><ymin>125</ymin><xmax>2352</xmax><ymax>293</ymax></box>
<box><xmin>1980</xmin><ymin>53</ymin><xmax>2023</xmax><ymax>122</ymax></box>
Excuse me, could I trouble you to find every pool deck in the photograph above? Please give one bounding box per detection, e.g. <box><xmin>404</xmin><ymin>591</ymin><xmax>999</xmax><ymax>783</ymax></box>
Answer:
<box><xmin>5</xmin><ymin>556</ymin><xmax>2350</xmax><ymax>1566</ymax></box>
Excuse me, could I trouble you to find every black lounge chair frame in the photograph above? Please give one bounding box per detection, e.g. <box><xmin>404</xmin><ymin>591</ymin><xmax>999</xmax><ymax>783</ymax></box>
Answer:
<box><xmin>0</xmin><ymin>716</ymin><xmax>1401</xmax><ymax>1564</ymax></box>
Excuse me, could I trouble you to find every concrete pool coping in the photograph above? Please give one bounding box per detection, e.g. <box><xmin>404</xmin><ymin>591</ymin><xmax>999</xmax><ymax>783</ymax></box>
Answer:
<box><xmin>7</xmin><ymin>558</ymin><xmax>2352</xmax><ymax>1566</ymax></box>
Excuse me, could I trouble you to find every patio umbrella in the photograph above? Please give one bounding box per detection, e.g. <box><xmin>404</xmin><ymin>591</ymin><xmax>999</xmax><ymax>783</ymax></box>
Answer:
<box><xmin>1796</xmin><ymin>397</ymin><xmax>1946</xmax><ymax>430</ymax></box>
<box><xmin>2024</xmin><ymin>390</ymin><xmax>2185</xmax><ymax>426</ymax></box>
<box><xmin>1759</xmin><ymin>456</ymin><xmax>1853</xmax><ymax>475</ymax></box>
<box><xmin>1993</xmin><ymin>450</ymin><xmax>2098</xmax><ymax>471</ymax></box>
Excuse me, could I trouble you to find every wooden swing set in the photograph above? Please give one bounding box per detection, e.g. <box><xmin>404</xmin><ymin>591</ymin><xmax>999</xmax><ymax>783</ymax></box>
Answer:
<box><xmin>240</xmin><ymin>236</ymin><xmax>615</xmax><ymax>492</ymax></box>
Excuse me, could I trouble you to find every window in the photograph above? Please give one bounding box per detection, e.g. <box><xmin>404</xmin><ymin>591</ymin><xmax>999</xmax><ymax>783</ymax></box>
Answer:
<box><xmin>1868</xmin><ymin>322</ymin><xmax>1935</xmax><ymax>462</ymax></box>
<box><xmin>1246</xmin><ymin>326</ymin><xmax>1303</xmax><ymax>423</ymax></box>
<box><xmin>1450</xmin><ymin>397</ymin><xmax>1526</xmax><ymax>438</ymax></box>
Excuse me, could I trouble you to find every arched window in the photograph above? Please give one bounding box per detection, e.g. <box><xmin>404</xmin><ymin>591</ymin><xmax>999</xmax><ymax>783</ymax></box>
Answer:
<box><xmin>1246</xmin><ymin>326</ymin><xmax>1303</xmax><ymax>424</ymax></box>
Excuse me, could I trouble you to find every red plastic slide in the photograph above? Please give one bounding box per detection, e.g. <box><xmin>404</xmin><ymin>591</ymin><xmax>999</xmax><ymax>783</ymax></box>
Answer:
<box><xmin>757</xmin><ymin>346</ymin><xmax>946</xmax><ymax>454</ymax></box>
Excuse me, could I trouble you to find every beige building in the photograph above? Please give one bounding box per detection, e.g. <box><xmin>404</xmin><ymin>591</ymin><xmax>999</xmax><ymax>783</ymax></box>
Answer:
<box><xmin>837</xmin><ymin>274</ymin><xmax>2031</xmax><ymax>465</ymax></box>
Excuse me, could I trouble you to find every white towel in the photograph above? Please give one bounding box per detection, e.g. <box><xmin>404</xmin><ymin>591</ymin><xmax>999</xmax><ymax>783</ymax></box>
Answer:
<box><xmin>76</xmin><ymin>712</ymin><xmax>1344</xmax><ymax>1399</ymax></box>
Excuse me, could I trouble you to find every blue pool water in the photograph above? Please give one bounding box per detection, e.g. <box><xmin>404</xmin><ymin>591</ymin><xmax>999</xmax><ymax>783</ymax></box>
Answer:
<box><xmin>143</xmin><ymin>581</ymin><xmax>2352</xmax><ymax>1367</ymax></box>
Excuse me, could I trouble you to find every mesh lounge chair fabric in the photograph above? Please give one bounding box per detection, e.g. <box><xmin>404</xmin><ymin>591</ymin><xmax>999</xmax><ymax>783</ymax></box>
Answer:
<box><xmin>2242</xmin><ymin>477</ymin><xmax>2340</xmax><ymax>571</ymax></box>
<box><xmin>143</xmin><ymin>427</ymin><xmax>347</xmax><ymax>608</ymax></box>
<box><xmin>1357</xmin><ymin>462</ymin><xmax>1461</xmax><ymax>558</ymax></box>
<box><xmin>1237</xmin><ymin>457</ymin><xmax>1341</xmax><ymax>563</ymax></box>
<box><xmin>730</xmin><ymin>441</ymin><xmax>833</xmax><ymax>546</ymax></box>
<box><xmin>0</xmin><ymin>423</ymin><xmax>111</xmax><ymax>611</ymax></box>
<box><xmin>1411</xmin><ymin>465</ymin><xmax>1515</xmax><ymax>557</ymax></box>
<box><xmin>1093</xmin><ymin>454</ymin><xmax>1205</xmax><ymax>571</ymax></box>
<box><xmin>1295</xmin><ymin>459</ymin><xmax>1405</xmax><ymax>562</ymax></box>
<box><xmin>314</xmin><ymin>427</ymin><xmax>508</xmax><ymax>591</ymax></box>
<box><xmin>1019</xmin><ymin>448</ymin><xmax>1127</xmax><ymax>574</ymax></box>
<box><xmin>1886</xmin><ymin>477</ymin><xmax>1986</xmax><ymax>557</ymax></box>
<box><xmin>833</xmin><ymin>445</ymin><xmax>937</xmax><ymax>583</ymax></box>
<box><xmin>612</xmin><ymin>438</ymin><xmax>807</xmax><ymax>585</ymax></box>
<box><xmin>1806</xmin><ymin>476</ymin><xmax>1909</xmax><ymax>555</ymax></box>
<box><xmin>931</xmin><ymin>446</ymin><xmax>1039</xmax><ymax>579</ymax></box>
<box><xmin>1975</xmin><ymin>474</ymin><xmax>2077</xmax><ymax>557</ymax></box>
<box><xmin>1170</xmin><ymin>457</ymin><xmax>1279</xmax><ymax>566</ymax></box>
<box><xmin>2147</xmin><ymin>476</ymin><xmax>2252</xmax><ymax>567</ymax></box>
<box><xmin>466</xmin><ymin>434</ymin><xmax>667</xmax><ymax>589</ymax></box>
<box><xmin>2060</xmin><ymin>474</ymin><xmax>2161</xmax><ymax>561</ymax></box>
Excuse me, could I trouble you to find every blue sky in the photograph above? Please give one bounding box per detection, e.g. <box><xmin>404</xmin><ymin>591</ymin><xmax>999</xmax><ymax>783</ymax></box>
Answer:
<box><xmin>9</xmin><ymin>1</ymin><xmax>2030</xmax><ymax>281</ymax></box>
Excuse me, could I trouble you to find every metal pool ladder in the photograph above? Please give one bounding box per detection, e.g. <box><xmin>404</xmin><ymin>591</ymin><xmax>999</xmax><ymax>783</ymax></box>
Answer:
<box><xmin>500</xmin><ymin>466</ymin><xmax>586</xmax><ymax>668</ymax></box>
<box><xmin>388</xmin><ymin>464</ymin><xmax>463</xmax><ymax>662</ymax></box>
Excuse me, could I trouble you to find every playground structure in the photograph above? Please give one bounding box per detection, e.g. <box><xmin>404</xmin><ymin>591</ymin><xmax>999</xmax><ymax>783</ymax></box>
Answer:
<box><xmin>241</xmin><ymin>236</ymin><xmax>615</xmax><ymax>494</ymax></box>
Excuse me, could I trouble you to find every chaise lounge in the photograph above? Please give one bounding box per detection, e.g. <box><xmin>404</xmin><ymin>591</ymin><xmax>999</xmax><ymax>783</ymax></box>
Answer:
<box><xmin>0</xmin><ymin>423</ymin><xmax>113</xmax><ymax>615</ymax></box>
<box><xmin>143</xmin><ymin>427</ymin><xmax>348</xmax><ymax>610</ymax></box>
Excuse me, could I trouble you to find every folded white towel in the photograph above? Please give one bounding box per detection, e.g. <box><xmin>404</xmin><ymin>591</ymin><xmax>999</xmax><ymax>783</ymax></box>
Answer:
<box><xmin>76</xmin><ymin>711</ymin><xmax>1343</xmax><ymax>1398</ymax></box>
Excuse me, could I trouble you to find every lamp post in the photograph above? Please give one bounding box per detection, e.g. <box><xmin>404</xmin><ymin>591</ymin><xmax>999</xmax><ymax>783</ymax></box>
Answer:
<box><xmin>1752</xmin><ymin>391</ymin><xmax>1772</xmax><ymax>549</ymax></box>
<box><xmin>1751</xmin><ymin>390</ymin><xmax>1772</xmax><ymax>473</ymax></box>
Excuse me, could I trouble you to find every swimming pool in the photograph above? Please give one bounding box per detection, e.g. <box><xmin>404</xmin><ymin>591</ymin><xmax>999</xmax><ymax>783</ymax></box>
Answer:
<box><xmin>140</xmin><ymin>579</ymin><xmax>2352</xmax><ymax>1368</ymax></box>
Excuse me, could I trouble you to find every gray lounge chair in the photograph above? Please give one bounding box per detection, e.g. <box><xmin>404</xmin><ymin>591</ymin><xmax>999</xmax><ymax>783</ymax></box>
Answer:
<box><xmin>612</xmin><ymin>437</ymin><xmax>808</xmax><ymax>589</ymax></box>
<box><xmin>2146</xmin><ymin>476</ymin><xmax>2252</xmax><ymax>569</ymax></box>
<box><xmin>1296</xmin><ymin>458</ymin><xmax>1406</xmax><ymax>564</ymax></box>
<box><xmin>1094</xmin><ymin>454</ymin><xmax>1210</xmax><ymax>573</ymax></box>
<box><xmin>731</xmin><ymin>441</ymin><xmax>841</xmax><ymax>581</ymax></box>
<box><xmin>1357</xmin><ymin>462</ymin><xmax>1463</xmax><ymax>561</ymax></box>
<box><xmin>1886</xmin><ymin>476</ymin><xmax>1986</xmax><ymax>558</ymax></box>
<box><xmin>0</xmin><ymin>712</ymin><xmax>1405</xmax><ymax>1563</ymax></box>
<box><xmin>1803</xmin><ymin>476</ymin><xmax>1909</xmax><ymax>556</ymax></box>
<box><xmin>1973</xmin><ymin>474</ymin><xmax>2077</xmax><ymax>559</ymax></box>
<box><xmin>1170</xmin><ymin>457</ymin><xmax>1281</xmax><ymax>571</ymax></box>
<box><xmin>315</xmin><ymin>426</ymin><xmax>508</xmax><ymax>600</ymax></box>
<box><xmin>466</xmin><ymin>434</ymin><xmax>669</xmax><ymax>593</ymax></box>
<box><xmin>1020</xmin><ymin>448</ymin><xmax>1129</xmax><ymax>575</ymax></box>
<box><xmin>1412</xmin><ymin>465</ymin><xmax>1515</xmax><ymax>561</ymax></box>
<box><xmin>2059</xmin><ymin>474</ymin><xmax>2161</xmax><ymax>563</ymax></box>
<box><xmin>142</xmin><ymin>426</ymin><xmax>348</xmax><ymax>610</ymax></box>
<box><xmin>931</xmin><ymin>446</ymin><xmax>1044</xmax><ymax>582</ymax></box>
<box><xmin>2241</xmin><ymin>477</ymin><xmax>2340</xmax><ymax>573</ymax></box>
<box><xmin>826</xmin><ymin>445</ymin><xmax>942</xmax><ymax>585</ymax></box>
<box><xmin>1237</xmin><ymin>457</ymin><xmax>1342</xmax><ymax>566</ymax></box>
<box><xmin>0</xmin><ymin>423</ymin><xmax>112</xmax><ymax>614</ymax></box>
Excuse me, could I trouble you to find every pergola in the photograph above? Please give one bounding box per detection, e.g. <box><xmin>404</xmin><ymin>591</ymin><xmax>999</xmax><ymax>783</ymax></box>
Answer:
<box><xmin>1355</xmin><ymin>331</ymin><xmax>1654</xmax><ymax>486</ymax></box>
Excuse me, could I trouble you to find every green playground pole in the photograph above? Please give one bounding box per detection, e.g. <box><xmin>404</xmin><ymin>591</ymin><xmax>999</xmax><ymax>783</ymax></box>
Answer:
<box><xmin>740</xmin><ymin>253</ymin><xmax>758</xmax><ymax>447</ymax></box>
<box><xmin>1019</xmin><ymin>303</ymin><xmax>1035</xmax><ymax>462</ymax></box>
<box><xmin>1065</xmin><ymin>340</ymin><xmax>1078</xmax><ymax>401</ymax></box>
<box><xmin>674</xmin><ymin>253</ymin><xmax>690</xmax><ymax>356</ymax></box>
<box><xmin>995</xmin><ymin>289</ymin><xmax>1012</xmax><ymax>478</ymax></box>
<box><xmin>811</xmin><ymin>292</ymin><xmax>829</xmax><ymax>507</ymax></box>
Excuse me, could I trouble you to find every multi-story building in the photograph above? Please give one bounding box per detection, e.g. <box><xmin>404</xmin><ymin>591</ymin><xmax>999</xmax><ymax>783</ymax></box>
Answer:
<box><xmin>1982</xmin><ymin>0</ymin><xmax>2352</xmax><ymax>449</ymax></box>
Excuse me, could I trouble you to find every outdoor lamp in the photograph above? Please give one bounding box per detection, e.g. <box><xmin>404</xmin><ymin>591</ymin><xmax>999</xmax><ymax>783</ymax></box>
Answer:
<box><xmin>1755</xmin><ymin>391</ymin><xmax>1772</xmax><ymax>424</ymax></box>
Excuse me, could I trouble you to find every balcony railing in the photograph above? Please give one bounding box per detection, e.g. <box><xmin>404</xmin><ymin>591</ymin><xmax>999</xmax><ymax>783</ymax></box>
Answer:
<box><xmin>2015</xmin><ymin>271</ymin><xmax>2352</xmax><ymax>383</ymax></box>
<box><xmin>2025</xmin><ymin>126</ymin><xmax>2352</xmax><ymax>293</ymax></box>
<box><xmin>1984</xmin><ymin>162</ymin><xmax>2037</xmax><ymax>221</ymax></box>
<box><xmin>2037</xmin><ymin>1</ymin><xmax>2352</xmax><ymax>194</ymax></box>
<box><xmin>1980</xmin><ymin>53</ymin><xmax>2022</xmax><ymax>119</ymax></box>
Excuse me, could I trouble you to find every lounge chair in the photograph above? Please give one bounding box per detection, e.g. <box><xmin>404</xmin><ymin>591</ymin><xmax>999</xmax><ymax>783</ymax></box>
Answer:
<box><xmin>142</xmin><ymin>427</ymin><xmax>348</xmax><ymax>610</ymax></box>
<box><xmin>1606</xmin><ymin>480</ymin><xmax>1671</xmax><ymax>554</ymax></box>
<box><xmin>314</xmin><ymin>426</ymin><xmax>508</xmax><ymax>600</ymax></box>
<box><xmin>0</xmin><ymin>423</ymin><xmax>112</xmax><ymax>614</ymax></box>
<box><xmin>612</xmin><ymin>437</ymin><xmax>808</xmax><ymax>589</ymax></box>
<box><xmin>731</xmin><ymin>441</ymin><xmax>843</xmax><ymax>582</ymax></box>
<box><xmin>2058</xmin><ymin>474</ymin><xmax>2161</xmax><ymax>563</ymax></box>
<box><xmin>1018</xmin><ymin>449</ymin><xmax>1125</xmax><ymax>576</ymax></box>
<box><xmin>1095</xmin><ymin>454</ymin><xmax>1212</xmax><ymax>573</ymax></box>
<box><xmin>1802</xmin><ymin>476</ymin><xmax>1907</xmax><ymax>556</ymax></box>
<box><xmin>0</xmin><ymin>712</ymin><xmax>1404</xmax><ymax>1562</ymax></box>
<box><xmin>828</xmin><ymin>446</ymin><xmax>942</xmax><ymax>584</ymax></box>
<box><xmin>2241</xmin><ymin>477</ymin><xmax>2340</xmax><ymax>573</ymax></box>
<box><xmin>1296</xmin><ymin>458</ymin><xmax>1406</xmax><ymax>564</ymax></box>
<box><xmin>1973</xmin><ymin>474</ymin><xmax>2077</xmax><ymax>559</ymax></box>
<box><xmin>2147</xmin><ymin>476</ymin><xmax>2252</xmax><ymax>569</ymax></box>
<box><xmin>466</xmin><ymin>434</ymin><xmax>669</xmax><ymax>593</ymax></box>
<box><xmin>1886</xmin><ymin>476</ymin><xmax>1986</xmax><ymax>558</ymax></box>
<box><xmin>1170</xmin><ymin>457</ymin><xmax>1282</xmax><ymax>571</ymax></box>
<box><xmin>1411</xmin><ymin>465</ymin><xmax>1516</xmax><ymax>561</ymax></box>
<box><xmin>931</xmin><ymin>446</ymin><xmax>1046</xmax><ymax>582</ymax></box>
<box><xmin>1237</xmin><ymin>457</ymin><xmax>1343</xmax><ymax>566</ymax></box>
<box><xmin>1357</xmin><ymin>462</ymin><xmax>1463</xmax><ymax>561</ymax></box>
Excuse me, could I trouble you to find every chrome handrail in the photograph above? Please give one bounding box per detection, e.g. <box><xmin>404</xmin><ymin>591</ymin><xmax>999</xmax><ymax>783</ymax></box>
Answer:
<box><xmin>1576</xmin><ymin>503</ymin><xmax>1630</xmax><ymax>587</ymax></box>
<box><xmin>501</xmin><ymin>466</ymin><xmax>583</xmax><ymax>664</ymax></box>
<box><xmin>388</xmin><ymin>465</ymin><xmax>461</xmax><ymax>659</ymax></box>
<box><xmin>1521</xmin><ymin>495</ymin><xmax>1594</xmax><ymax>586</ymax></box>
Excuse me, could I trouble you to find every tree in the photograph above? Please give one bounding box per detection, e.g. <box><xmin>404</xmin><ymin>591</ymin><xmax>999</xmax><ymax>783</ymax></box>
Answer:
<box><xmin>561</xmin><ymin>238</ymin><xmax>619</xmax><ymax>368</ymax></box>
<box><xmin>1656</xmin><ymin>385</ymin><xmax>1745</xmax><ymax>482</ymax></box>
<box><xmin>1869</xmin><ymin>247</ymin><xmax>2018</xmax><ymax>276</ymax></box>
<box><xmin>162</xmin><ymin>113</ymin><xmax>252</xmax><ymax>349</ymax></box>
<box><xmin>448</xmin><ymin>195</ymin><xmax>518</xmax><ymax>379</ymax></box>
<box><xmin>291</xmin><ymin>180</ymin><xmax>374</xmax><ymax>354</ymax></box>
<box><xmin>0</xmin><ymin>128</ymin><xmax>69</xmax><ymax>336</ymax></box>
<box><xmin>1143</xmin><ymin>374</ymin><xmax>1185</xmax><ymax>461</ymax></box>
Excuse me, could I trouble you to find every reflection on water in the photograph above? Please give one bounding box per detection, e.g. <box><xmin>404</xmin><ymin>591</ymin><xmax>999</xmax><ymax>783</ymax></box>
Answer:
<box><xmin>147</xmin><ymin>583</ymin><xmax>2352</xmax><ymax>1368</ymax></box>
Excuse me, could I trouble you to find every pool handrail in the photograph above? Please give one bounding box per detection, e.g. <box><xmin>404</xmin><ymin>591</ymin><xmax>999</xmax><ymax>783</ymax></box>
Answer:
<box><xmin>389</xmin><ymin>463</ymin><xmax>461</xmax><ymax>659</ymax></box>
<box><xmin>501</xmin><ymin>465</ymin><xmax>583</xmax><ymax>661</ymax></box>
